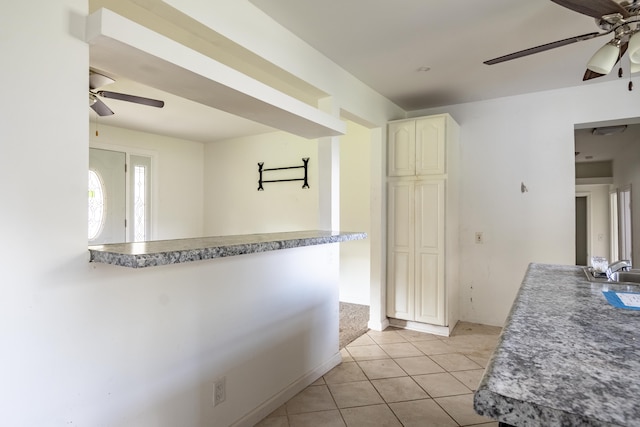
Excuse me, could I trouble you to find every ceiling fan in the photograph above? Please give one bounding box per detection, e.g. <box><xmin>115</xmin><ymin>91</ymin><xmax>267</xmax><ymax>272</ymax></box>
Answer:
<box><xmin>485</xmin><ymin>0</ymin><xmax>640</xmax><ymax>84</ymax></box>
<box><xmin>89</xmin><ymin>70</ymin><xmax>165</xmax><ymax>116</ymax></box>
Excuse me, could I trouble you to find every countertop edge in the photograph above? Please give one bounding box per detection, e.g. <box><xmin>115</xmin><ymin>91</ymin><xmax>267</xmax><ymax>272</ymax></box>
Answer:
<box><xmin>88</xmin><ymin>230</ymin><xmax>367</xmax><ymax>268</ymax></box>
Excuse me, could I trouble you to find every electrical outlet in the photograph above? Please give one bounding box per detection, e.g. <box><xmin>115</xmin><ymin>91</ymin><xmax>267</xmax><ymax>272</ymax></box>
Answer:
<box><xmin>475</xmin><ymin>232</ymin><xmax>484</xmax><ymax>244</ymax></box>
<box><xmin>213</xmin><ymin>377</ymin><xmax>226</xmax><ymax>407</ymax></box>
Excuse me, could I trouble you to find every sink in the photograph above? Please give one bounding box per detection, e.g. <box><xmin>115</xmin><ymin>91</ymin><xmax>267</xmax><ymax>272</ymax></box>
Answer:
<box><xmin>583</xmin><ymin>266</ymin><xmax>640</xmax><ymax>285</ymax></box>
<box><xmin>609</xmin><ymin>271</ymin><xmax>640</xmax><ymax>284</ymax></box>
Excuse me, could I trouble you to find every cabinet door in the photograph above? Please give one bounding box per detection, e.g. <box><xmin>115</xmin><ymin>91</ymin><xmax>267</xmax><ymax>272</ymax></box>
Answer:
<box><xmin>415</xmin><ymin>116</ymin><xmax>445</xmax><ymax>176</ymax></box>
<box><xmin>386</xmin><ymin>181</ymin><xmax>415</xmax><ymax>320</ymax></box>
<box><xmin>414</xmin><ymin>180</ymin><xmax>446</xmax><ymax>325</ymax></box>
<box><xmin>388</xmin><ymin>121</ymin><xmax>415</xmax><ymax>176</ymax></box>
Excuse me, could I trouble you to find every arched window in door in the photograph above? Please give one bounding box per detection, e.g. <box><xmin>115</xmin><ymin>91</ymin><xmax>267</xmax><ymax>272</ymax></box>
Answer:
<box><xmin>88</xmin><ymin>169</ymin><xmax>106</xmax><ymax>241</ymax></box>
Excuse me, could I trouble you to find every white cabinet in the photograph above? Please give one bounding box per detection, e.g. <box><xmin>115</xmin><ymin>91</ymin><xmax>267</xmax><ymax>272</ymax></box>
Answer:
<box><xmin>388</xmin><ymin>115</ymin><xmax>446</xmax><ymax>177</ymax></box>
<box><xmin>386</xmin><ymin>114</ymin><xmax>459</xmax><ymax>335</ymax></box>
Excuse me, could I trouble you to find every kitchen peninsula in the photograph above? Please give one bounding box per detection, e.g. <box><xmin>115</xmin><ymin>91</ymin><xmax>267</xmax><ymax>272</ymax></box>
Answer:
<box><xmin>475</xmin><ymin>263</ymin><xmax>640</xmax><ymax>426</ymax></box>
<box><xmin>89</xmin><ymin>230</ymin><xmax>365</xmax><ymax>268</ymax></box>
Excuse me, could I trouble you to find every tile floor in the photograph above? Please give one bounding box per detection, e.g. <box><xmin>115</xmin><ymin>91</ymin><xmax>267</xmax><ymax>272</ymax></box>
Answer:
<box><xmin>256</xmin><ymin>322</ymin><xmax>502</xmax><ymax>427</ymax></box>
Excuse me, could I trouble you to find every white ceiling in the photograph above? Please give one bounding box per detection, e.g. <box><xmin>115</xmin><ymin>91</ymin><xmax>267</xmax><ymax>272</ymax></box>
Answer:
<box><xmin>89</xmin><ymin>75</ymin><xmax>277</xmax><ymax>143</ymax></box>
<box><xmin>90</xmin><ymin>1</ymin><xmax>639</xmax><ymax>142</ymax></box>
<box><xmin>249</xmin><ymin>0</ymin><xmax>628</xmax><ymax>110</ymax></box>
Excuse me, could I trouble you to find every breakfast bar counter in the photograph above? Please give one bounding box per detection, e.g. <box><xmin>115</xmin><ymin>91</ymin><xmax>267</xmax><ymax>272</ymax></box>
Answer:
<box><xmin>88</xmin><ymin>230</ymin><xmax>366</xmax><ymax>268</ymax></box>
<box><xmin>474</xmin><ymin>263</ymin><xmax>640</xmax><ymax>426</ymax></box>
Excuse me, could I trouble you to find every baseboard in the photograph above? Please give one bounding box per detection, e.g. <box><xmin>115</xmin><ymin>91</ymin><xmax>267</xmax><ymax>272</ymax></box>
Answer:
<box><xmin>231</xmin><ymin>351</ymin><xmax>343</xmax><ymax>427</ymax></box>
<box><xmin>368</xmin><ymin>317</ymin><xmax>390</xmax><ymax>332</ymax></box>
<box><xmin>388</xmin><ymin>318</ymin><xmax>458</xmax><ymax>337</ymax></box>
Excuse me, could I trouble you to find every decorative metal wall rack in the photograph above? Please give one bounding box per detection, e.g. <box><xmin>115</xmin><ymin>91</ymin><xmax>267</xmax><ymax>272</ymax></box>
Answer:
<box><xmin>258</xmin><ymin>157</ymin><xmax>309</xmax><ymax>191</ymax></box>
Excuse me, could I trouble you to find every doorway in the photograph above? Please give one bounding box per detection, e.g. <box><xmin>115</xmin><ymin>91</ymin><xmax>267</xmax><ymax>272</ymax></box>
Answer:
<box><xmin>89</xmin><ymin>147</ymin><xmax>153</xmax><ymax>244</ymax></box>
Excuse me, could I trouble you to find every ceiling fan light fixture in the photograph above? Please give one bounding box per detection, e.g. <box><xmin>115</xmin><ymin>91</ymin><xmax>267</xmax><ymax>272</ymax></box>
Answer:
<box><xmin>587</xmin><ymin>41</ymin><xmax>620</xmax><ymax>74</ymax></box>
<box><xmin>628</xmin><ymin>31</ymin><xmax>640</xmax><ymax>63</ymax></box>
<box><xmin>592</xmin><ymin>125</ymin><xmax>627</xmax><ymax>136</ymax></box>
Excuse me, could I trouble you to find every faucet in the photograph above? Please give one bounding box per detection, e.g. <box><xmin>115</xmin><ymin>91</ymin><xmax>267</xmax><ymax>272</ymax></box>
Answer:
<box><xmin>606</xmin><ymin>260</ymin><xmax>632</xmax><ymax>279</ymax></box>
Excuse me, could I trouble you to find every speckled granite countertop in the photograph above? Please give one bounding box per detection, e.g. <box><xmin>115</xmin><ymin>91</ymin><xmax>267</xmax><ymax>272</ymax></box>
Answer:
<box><xmin>88</xmin><ymin>230</ymin><xmax>366</xmax><ymax>268</ymax></box>
<box><xmin>474</xmin><ymin>263</ymin><xmax>640</xmax><ymax>427</ymax></box>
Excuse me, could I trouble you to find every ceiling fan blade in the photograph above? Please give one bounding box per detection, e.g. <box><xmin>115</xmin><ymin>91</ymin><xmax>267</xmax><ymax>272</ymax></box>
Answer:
<box><xmin>97</xmin><ymin>90</ymin><xmax>165</xmax><ymax>108</ymax></box>
<box><xmin>550</xmin><ymin>0</ymin><xmax>630</xmax><ymax>18</ymax></box>
<box><xmin>582</xmin><ymin>41</ymin><xmax>628</xmax><ymax>80</ymax></box>
<box><xmin>484</xmin><ymin>32</ymin><xmax>601</xmax><ymax>65</ymax></box>
<box><xmin>90</xmin><ymin>97</ymin><xmax>114</xmax><ymax>116</ymax></box>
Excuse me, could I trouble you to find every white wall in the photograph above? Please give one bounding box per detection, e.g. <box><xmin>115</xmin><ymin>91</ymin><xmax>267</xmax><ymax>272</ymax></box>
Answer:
<box><xmin>339</xmin><ymin>120</ymin><xmax>372</xmax><ymax>305</ymax></box>
<box><xmin>412</xmin><ymin>81</ymin><xmax>640</xmax><ymax>326</ymax></box>
<box><xmin>0</xmin><ymin>1</ymin><xmax>378</xmax><ymax>425</ymax></box>
<box><xmin>90</xmin><ymin>123</ymin><xmax>205</xmax><ymax>240</ymax></box>
<box><xmin>203</xmin><ymin>131</ymin><xmax>319</xmax><ymax>235</ymax></box>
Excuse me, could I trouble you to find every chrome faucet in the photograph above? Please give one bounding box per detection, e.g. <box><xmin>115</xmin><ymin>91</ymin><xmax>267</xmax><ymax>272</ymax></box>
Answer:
<box><xmin>606</xmin><ymin>260</ymin><xmax>632</xmax><ymax>279</ymax></box>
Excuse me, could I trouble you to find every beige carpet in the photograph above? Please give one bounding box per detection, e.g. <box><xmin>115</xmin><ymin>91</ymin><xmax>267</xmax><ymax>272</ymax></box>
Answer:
<box><xmin>339</xmin><ymin>302</ymin><xmax>369</xmax><ymax>348</ymax></box>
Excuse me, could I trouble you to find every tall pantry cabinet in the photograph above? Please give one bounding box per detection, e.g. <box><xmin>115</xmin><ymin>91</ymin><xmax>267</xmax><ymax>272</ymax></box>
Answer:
<box><xmin>386</xmin><ymin>114</ymin><xmax>460</xmax><ymax>336</ymax></box>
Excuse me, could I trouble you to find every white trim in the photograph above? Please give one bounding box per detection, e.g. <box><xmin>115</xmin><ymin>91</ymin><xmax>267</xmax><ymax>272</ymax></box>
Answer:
<box><xmin>368</xmin><ymin>317</ymin><xmax>390</xmax><ymax>332</ymax></box>
<box><xmin>230</xmin><ymin>352</ymin><xmax>342</xmax><ymax>427</ymax></box>
<box><xmin>388</xmin><ymin>318</ymin><xmax>456</xmax><ymax>337</ymax></box>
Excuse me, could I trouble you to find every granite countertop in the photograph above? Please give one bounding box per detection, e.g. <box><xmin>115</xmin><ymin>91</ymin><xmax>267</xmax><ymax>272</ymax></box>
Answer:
<box><xmin>474</xmin><ymin>263</ymin><xmax>640</xmax><ymax>427</ymax></box>
<box><xmin>88</xmin><ymin>230</ymin><xmax>366</xmax><ymax>268</ymax></box>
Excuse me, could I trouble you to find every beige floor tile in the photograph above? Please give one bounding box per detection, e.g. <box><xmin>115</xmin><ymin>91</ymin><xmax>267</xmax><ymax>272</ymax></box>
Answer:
<box><xmin>311</xmin><ymin>376</ymin><xmax>326</xmax><ymax>386</ymax></box>
<box><xmin>466</xmin><ymin>352</ymin><xmax>493</xmax><ymax>368</ymax></box>
<box><xmin>389</xmin><ymin>399</ymin><xmax>458</xmax><ymax>427</ymax></box>
<box><xmin>367</xmin><ymin>329</ymin><xmax>408</xmax><ymax>344</ymax></box>
<box><xmin>255</xmin><ymin>322</ymin><xmax>502</xmax><ymax>427</ymax></box>
<box><xmin>340</xmin><ymin>404</ymin><xmax>403</xmax><ymax>427</ymax></box>
<box><xmin>288</xmin><ymin>410</ymin><xmax>346</xmax><ymax>427</ymax></box>
<box><xmin>412</xmin><ymin>339</ymin><xmax>457</xmax><ymax>355</ymax></box>
<box><xmin>451</xmin><ymin>369</ymin><xmax>485</xmax><ymax>391</ymax></box>
<box><xmin>286</xmin><ymin>385</ymin><xmax>337</xmax><ymax>415</ymax></box>
<box><xmin>430</xmin><ymin>353</ymin><xmax>483</xmax><ymax>372</ymax></box>
<box><xmin>379</xmin><ymin>342</ymin><xmax>424</xmax><ymax>358</ymax></box>
<box><xmin>324</xmin><ymin>361</ymin><xmax>368</xmax><ymax>384</ymax></box>
<box><xmin>435</xmin><ymin>393</ymin><xmax>493</xmax><ymax>426</ymax></box>
<box><xmin>358</xmin><ymin>358</ymin><xmax>407</xmax><ymax>379</ymax></box>
<box><xmin>413</xmin><ymin>372</ymin><xmax>471</xmax><ymax>397</ymax></box>
<box><xmin>266</xmin><ymin>405</ymin><xmax>287</xmax><ymax>417</ymax></box>
<box><xmin>347</xmin><ymin>334</ymin><xmax>376</xmax><ymax>347</ymax></box>
<box><xmin>441</xmin><ymin>334</ymin><xmax>500</xmax><ymax>355</ymax></box>
<box><xmin>345</xmin><ymin>344</ymin><xmax>388</xmax><ymax>361</ymax></box>
<box><xmin>451</xmin><ymin>322</ymin><xmax>502</xmax><ymax>337</ymax></box>
<box><xmin>328</xmin><ymin>380</ymin><xmax>384</xmax><ymax>408</ymax></box>
<box><xmin>395</xmin><ymin>329</ymin><xmax>442</xmax><ymax>342</ymax></box>
<box><xmin>255</xmin><ymin>415</ymin><xmax>289</xmax><ymax>427</ymax></box>
<box><xmin>340</xmin><ymin>347</ymin><xmax>354</xmax><ymax>362</ymax></box>
<box><xmin>394</xmin><ymin>355</ymin><xmax>445</xmax><ymax>375</ymax></box>
<box><xmin>371</xmin><ymin>376</ymin><xmax>429</xmax><ymax>403</ymax></box>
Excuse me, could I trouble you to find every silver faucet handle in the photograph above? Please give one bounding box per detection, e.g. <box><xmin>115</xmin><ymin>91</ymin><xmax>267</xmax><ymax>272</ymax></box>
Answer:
<box><xmin>606</xmin><ymin>260</ymin><xmax>632</xmax><ymax>279</ymax></box>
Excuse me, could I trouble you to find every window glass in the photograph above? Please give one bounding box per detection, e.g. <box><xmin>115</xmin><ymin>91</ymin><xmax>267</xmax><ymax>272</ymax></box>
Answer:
<box><xmin>88</xmin><ymin>170</ymin><xmax>106</xmax><ymax>240</ymax></box>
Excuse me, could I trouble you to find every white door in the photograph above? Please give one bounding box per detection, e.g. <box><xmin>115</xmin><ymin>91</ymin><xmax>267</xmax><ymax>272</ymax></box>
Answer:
<box><xmin>415</xmin><ymin>116</ymin><xmax>445</xmax><ymax>176</ymax></box>
<box><xmin>387</xmin><ymin>180</ymin><xmax>415</xmax><ymax>320</ymax></box>
<box><xmin>415</xmin><ymin>179</ymin><xmax>445</xmax><ymax>325</ymax></box>
<box><xmin>89</xmin><ymin>148</ymin><xmax>126</xmax><ymax>244</ymax></box>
